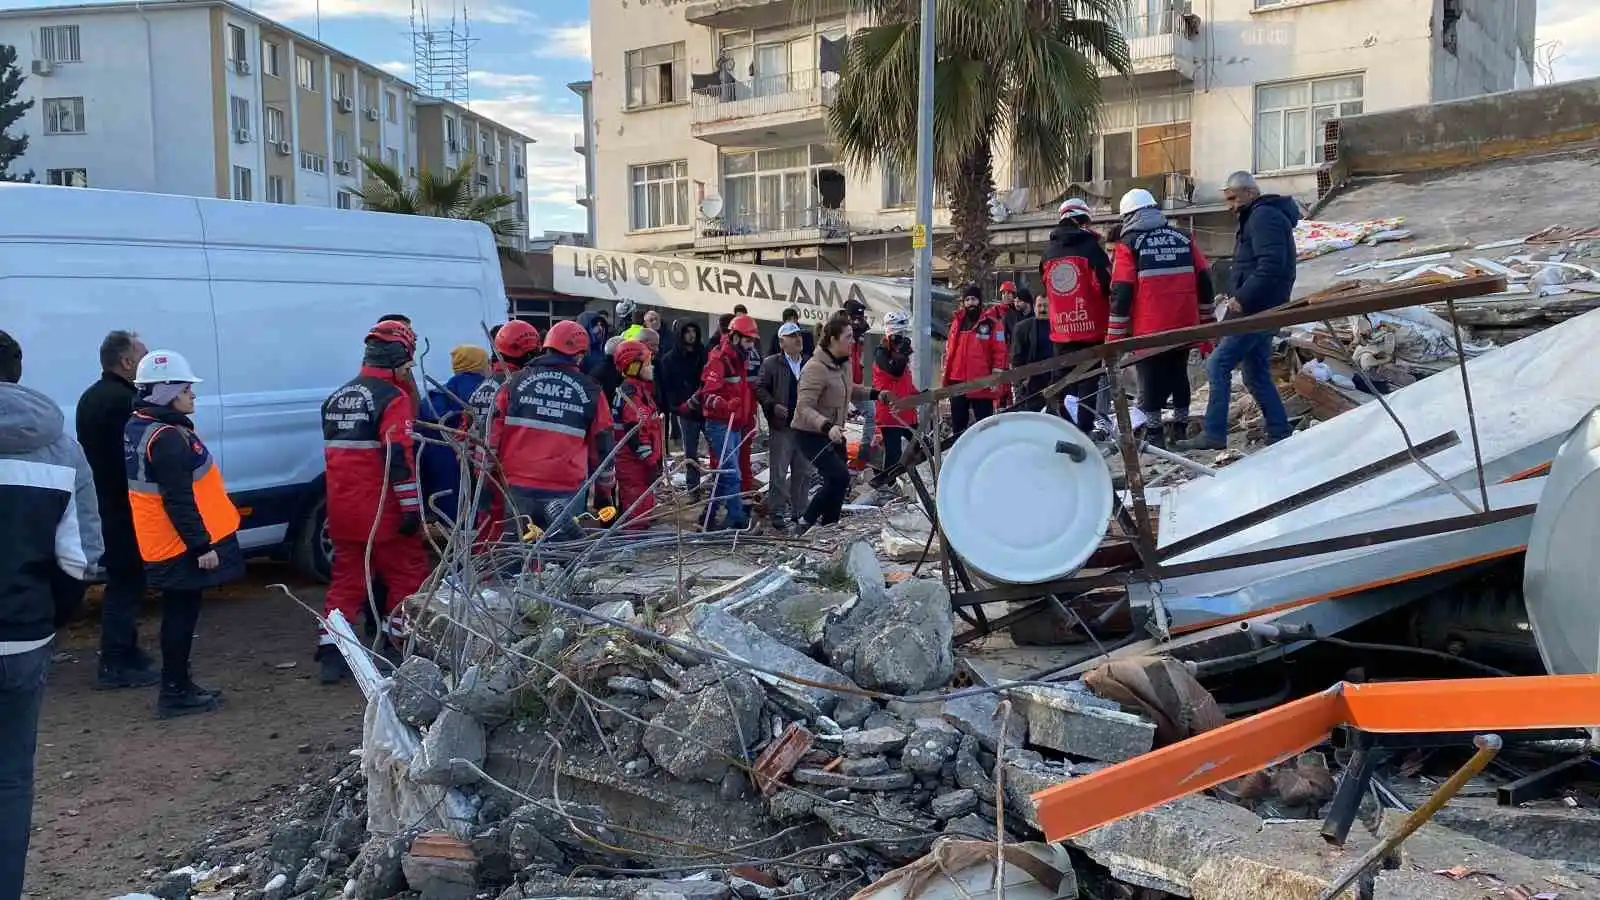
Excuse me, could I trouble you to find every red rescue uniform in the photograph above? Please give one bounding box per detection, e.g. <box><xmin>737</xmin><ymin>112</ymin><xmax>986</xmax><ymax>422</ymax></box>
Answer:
<box><xmin>872</xmin><ymin>355</ymin><xmax>918</xmax><ymax>433</ymax></box>
<box><xmin>941</xmin><ymin>306</ymin><xmax>1009</xmax><ymax>401</ymax></box>
<box><xmin>491</xmin><ymin>355</ymin><xmax>615</xmax><ymax>497</ymax></box>
<box><xmin>611</xmin><ymin>378</ymin><xmax>663</xmax><ymax>528</ymax></box>
<box><xmin>1108</xmin><ymin>221</ymin><xmax>1216</xmax><ymax>339</ymax></box>
<box><xmin>319</xmin><ymin>367</ymin><xmax>428</xmax><ymax>646</ymax></box>
<box><xmin>700</xmin><ymin>341</ymin><xmax>756</xmax><ymax>432</ymax></box>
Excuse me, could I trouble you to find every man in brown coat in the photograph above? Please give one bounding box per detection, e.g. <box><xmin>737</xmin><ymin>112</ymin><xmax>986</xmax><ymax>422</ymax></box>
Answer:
<box><xmin>755</xmin><ymin>323</ymin><xmax>814</xmax><ymax>532</ymax></box>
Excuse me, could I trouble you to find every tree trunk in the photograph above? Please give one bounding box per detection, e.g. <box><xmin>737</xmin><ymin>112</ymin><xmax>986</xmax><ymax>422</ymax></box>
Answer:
<box><xmin>947</xmin><ymin>140</ymin><xmax>997</xmax><ymax>289</ymax></box>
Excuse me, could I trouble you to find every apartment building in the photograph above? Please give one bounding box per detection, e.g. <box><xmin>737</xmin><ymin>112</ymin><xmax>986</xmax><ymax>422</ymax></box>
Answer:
<box><xmin>0</xmin><ymin>0</ymin><xmax>532</xmax><ymax>237</ymax></box>
<box><xmin>586</xmin><ymin>0</ymin><xmax>1534</xmax><ymax>274</ymax></box>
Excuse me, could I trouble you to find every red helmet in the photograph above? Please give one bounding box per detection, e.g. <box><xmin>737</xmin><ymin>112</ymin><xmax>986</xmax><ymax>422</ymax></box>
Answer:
<box><xmin>612</xmin><ymin>339</ymin><xmax>652</xmax><ymax>377</ymax></box>
<box><xmin>1000</xmin><ymin>280</ymin><xmax>1017</xmax><ymax>294</ymax></box>
<box><xmin>494</xmin><ymin>320</ymin><xmax>541</xmax><ymax>359</ymax></box>
<box><xmin>545</xmin><ymin>319</ymin><xmax>591</xmax><ymax>357</ymax></box>
<box><xmin>367</xmin><ymin>319</ymin><xmax>417</xmax><ymax>355</ymax></box>
<box><xmin>728</xmin><ymin>314</ymin><xmax>760</xmax><ymax>340</ymax></box>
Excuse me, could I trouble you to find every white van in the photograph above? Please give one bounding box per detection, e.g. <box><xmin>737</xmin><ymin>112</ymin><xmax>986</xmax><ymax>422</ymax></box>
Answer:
<box><xmin>0</xmin><ymin>184</ymin><xmax>509</xmax><ymax>579</ymax></box>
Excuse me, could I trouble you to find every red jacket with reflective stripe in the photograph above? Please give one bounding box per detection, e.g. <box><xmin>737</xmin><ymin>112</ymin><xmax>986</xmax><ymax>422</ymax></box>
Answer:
<box><xmin>492</xmin><ymin>356</ymin><xmax>615</xmax><ymax>494</ymax></box>
<box><xmin>941</xmin><ymin>306</ymin><xmax>1008</xmax><ymax>401</ymax></box>
<box><xmin>321</xmin><ymin>368</ymin><xmax>420</xmax><ymax>542</ymax></box>
<box><xmin>612</xmin><ymin>378</ymin><xmax>663</xmax><ymax>465</ymax></box>
<box><xmin>1108</xmin><ymin>223</ymin><xmax>1215</xmax><ymax>339</ymax></box>
<box><xmin>699</xmin><ymin>342</ymin><xmax>756</xmax><ymax>429</ymax></box>
<box><xmin>872</xmin><ymin>348</ymin><xmax>918</xmax><ymax>431</ymax></box>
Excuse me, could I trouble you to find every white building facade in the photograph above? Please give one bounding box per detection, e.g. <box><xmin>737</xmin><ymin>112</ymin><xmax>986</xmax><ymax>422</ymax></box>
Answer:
<box><xmin>585</xmin><ymin>0</ymin><xmax>1534</xmax><ymax>273</ymax></box>
<box><xmin>0</xmin><ymin>0</ymin><xmax>533</xmax><ymax>238</ymax></box>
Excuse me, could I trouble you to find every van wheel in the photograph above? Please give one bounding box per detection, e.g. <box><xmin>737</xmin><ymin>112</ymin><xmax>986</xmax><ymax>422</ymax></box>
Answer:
<box><xmin>292</xmin><ymin>496</ymin><xmax>334</xmax><ymax>583</ymax></box>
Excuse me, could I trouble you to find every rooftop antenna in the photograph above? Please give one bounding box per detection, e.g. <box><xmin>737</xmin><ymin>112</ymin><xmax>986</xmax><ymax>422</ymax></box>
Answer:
<box><xmin>410</xmin><ymin>0</ymin><xmax>475</xmax><ymax>102</ymax></box>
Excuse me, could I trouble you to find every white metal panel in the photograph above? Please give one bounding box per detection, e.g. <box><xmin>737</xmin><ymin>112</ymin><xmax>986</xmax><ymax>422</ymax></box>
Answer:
<box><xmin>1524</xmin><ymin>411</ymin><xmax>1600</xmax><ymax>676</ymax></box>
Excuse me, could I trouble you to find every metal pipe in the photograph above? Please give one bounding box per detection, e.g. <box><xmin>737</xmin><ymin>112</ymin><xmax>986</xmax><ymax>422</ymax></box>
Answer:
<box><xmin>1141</xmin><ymin>441</ymin><xmax>1218</xmax><ymax>476</ymax></box>
<box><xmin>909</xmin><ymin>0</ymin><xmax>936</xmax><ymax>391</ymax></box>
<box><xmin>1445</xmin><ymin>298</ymin><xmax>1492</xmax><ymax>512</ymax></box>
<box><xmin>1317</xmin><ymin>734</ymin><xmax>1503</xmax><ymax>900</ymax></box>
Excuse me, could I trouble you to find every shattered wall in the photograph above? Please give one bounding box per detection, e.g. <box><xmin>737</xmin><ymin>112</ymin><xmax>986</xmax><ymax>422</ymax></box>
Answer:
<box><xmin>1338</xmin><ymin>76</ymin><xmax>1600</xmax><ymax>176</ymax></box>
<box><xmin>1428</xmin><ymin>0</ymin><xmax>1534</xmax><ymax>102</ymax></box>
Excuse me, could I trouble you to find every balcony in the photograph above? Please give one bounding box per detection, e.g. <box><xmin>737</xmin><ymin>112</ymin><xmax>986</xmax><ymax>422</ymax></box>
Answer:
<box><xmin>573</xmin><ymin>131</ymin><xmax>587</xmax><ymax>156</ymax></box>
<box><xmin>575</xmin><ymin>183</ymin><xmax>592</xmax><ymax>207</ymax></box>
<box><xmin>685</xmin><ymin>0</ymin><xmax>845</xmax><ymax>28</ymax></box>
<box><xmin>1099</xmin><ymin>7</ymin><xmax>1199</xmax><ymax>88</ymax></box>
<box><xmin>695</xmin><ymin>204</ymin><xmax>848</xmax><ymax>248</ymax></box>
<box><xmin>690</xmin><ymin>70</ymin><xmax>837</xmax><ymax>146</ymax></box>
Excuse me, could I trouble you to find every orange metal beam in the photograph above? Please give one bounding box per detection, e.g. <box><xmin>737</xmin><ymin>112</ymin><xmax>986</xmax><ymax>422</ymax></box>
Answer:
<box><xmin>1032</xmin><ymin>675</ymin><xmax>1600</xmax><ymax>842</ymax></box>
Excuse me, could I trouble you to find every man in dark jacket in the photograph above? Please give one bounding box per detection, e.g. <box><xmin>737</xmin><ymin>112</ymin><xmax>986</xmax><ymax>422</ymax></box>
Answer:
<box><xmin>1182</xmin><ymin>172</ymin><xmax>1297</xmax><ymax>450</ymax></box>
<box><xmin>1008</xmin><ymin>290</ymin><xmax>1057</xmax><ymax>414</ymax></box>
<box><xmin>767</xmin><ymin>307</ymin><xmax>816</xmax><ymax>359</ymax></box>
<box><xmin>755</xmin><ymin>323</ymin><xmax>812</xmax><ymax>531</ymax></box>
<box><xmin>657</xmin><ymin>319</ymin><xmax>709</xmax><ymax>489</ymax></box>
<box><xmin>1</xmin><ymin>330</ymin><xmax>102</xmax><ymax>899</ymax></box>
<box><xmin>76</xmin><ymin>329</ymin><xmax>160</xmax><ymax>689</ymax></box>
<box><xmin>577</xmin><ymin>310</ymin><xmax>611</xmax><ymax>377</ymax></box>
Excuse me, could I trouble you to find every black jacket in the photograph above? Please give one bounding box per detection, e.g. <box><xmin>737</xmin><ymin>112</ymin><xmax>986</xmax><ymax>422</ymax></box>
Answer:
<box><xmin>594</xmin><ymin>357</ymin><xmax>624</xmax><ymax>405</ymax></box>
<box><xmin>76</xmin><ymin>371</ymin><xmax>141</xmax><ymax>572</ymax></box>
<box><xmin>658</xmin><ymin>319</ymin><xmax>709</xmax><ymax>418</ymax></box>
<box><xmin>755</xmin><ymin>352</ymin><xmax>804</xmax><ymax>430</ymax></box>
<box><xmin>1040</xmin><ymin>222</ymin><xmax>1113</xmax><ymax>300</ymax></box>
<box><xmin>1009</xmin><ymin>317</ymin><xmax>1057</xmax><ymax>399</ymax></box>
<box><xmin>133</xmin><ymin>402</ymin><xmax>245</xmax><ymax>591</ymax></box>
<box><xmin>1231</xmin><ymin>195</ymin><xmax>1301</xmax><ymax>315</ymax></box>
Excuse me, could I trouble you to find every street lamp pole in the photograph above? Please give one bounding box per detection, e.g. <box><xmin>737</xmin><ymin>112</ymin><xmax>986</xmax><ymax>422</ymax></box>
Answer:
<box><xmin>910</xmin><ymin>0</ymin><xmax>936</xmax><ymax>389</ymax></box>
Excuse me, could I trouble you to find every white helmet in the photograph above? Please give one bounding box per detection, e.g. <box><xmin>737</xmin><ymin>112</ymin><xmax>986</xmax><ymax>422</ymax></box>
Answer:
<box><xmin>615</xmin><ymin>299</ymin><xmax>637</xmax><ymax>320</ymax></box>
<box><xmin>884</xmin><ymin>311</ymin><xmax>911</xmax><ymax>335</ymax></box>
<box><xmin>134</xmin><ymin>349</ymin><xmax>203</xmax><ymax>385</ymax></box>
<box><xmin>1118</xmin><ymin>189</ymin><xmax>1158</xmax><ymax>216</ymax></box>
<box><xmin>1058</xmin><ymin>198</ymin><xmax>1091</xmax><ymax>220</ymax></box>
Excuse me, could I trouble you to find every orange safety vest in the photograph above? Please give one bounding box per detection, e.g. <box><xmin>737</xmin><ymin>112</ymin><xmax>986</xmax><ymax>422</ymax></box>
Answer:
<box><xmin>125</xmin><ymin>414</ymin><xmax>241</xmax><ymax>563</ymax></box>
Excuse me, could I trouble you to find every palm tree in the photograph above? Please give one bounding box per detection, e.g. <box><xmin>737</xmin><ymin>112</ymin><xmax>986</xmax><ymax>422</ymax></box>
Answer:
<box><xmin>353</xmin><ymin>155</ymin><xmax>526</xmax><ymax>256</ymax></box>
<box><xmin>828</xmin><ymin>0</ymin><xmax>1132</xmax><ymax>286</ymax></box>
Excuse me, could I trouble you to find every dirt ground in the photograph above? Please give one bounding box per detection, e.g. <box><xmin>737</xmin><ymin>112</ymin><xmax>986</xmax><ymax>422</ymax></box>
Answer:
<box><xmin>24</xmin><ymin>562</ymin><xmax>364</xmax><ymax>900</ymax></box>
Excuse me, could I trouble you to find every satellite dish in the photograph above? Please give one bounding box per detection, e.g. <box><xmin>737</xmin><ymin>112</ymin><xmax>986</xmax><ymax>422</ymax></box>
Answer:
<box><xmin>1524</xmin><ymin>408</ymin><xmax>1600</xmax><ymax>675</ymax></box>
<box><xmin>700</xmin><ymin>195</ymin><xmax>724</xmax><ymax>219</ymax></box>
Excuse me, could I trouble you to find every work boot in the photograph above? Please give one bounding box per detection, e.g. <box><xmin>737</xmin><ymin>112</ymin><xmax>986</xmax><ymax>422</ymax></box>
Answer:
<box><xmin>317</xmin><ymin>646</ymin><xmax>349</xmax><ymax>685</ymax></box>
<box><xmin>1177</xmin><ymin>433</ymin><xmax>1228</xmax><ymax>452</ymax></box>
<box><xmin>1166</xmin><ymin>421</ymin><xmax>1188</xmax><ymax>448</ymax></box>
<box><xmin>96</xmin><ymin>651</ymin><xmax>160</xmax><ymax>691</ymax></box>
<box><xmin>157</xmin><ymin>682</ymin><xmax>223</xmax><ymax>719</ymax></box>
<box><xmin>1142</xmin><ymin>423</ymin><xmax>1167</xmax><ymax>451</ymax></box>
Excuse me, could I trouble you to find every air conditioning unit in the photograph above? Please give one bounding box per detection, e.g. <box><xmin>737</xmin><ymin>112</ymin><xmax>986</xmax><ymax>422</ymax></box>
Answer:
<box><xmin>339</xmin><ymin>97</ymin><xmax>355</xmax><ymax>113</ymax></box>
<box><xmin>274</xmin><ymin>141</ymin><xmax>293</xmax><ymax>156</ymax></box>
<box><xmin>365</xmin><ymin>107</ymin><xmax>380</xmax><ymax>122</ymax></box>
<box><xmin>234</xmin><ymin>58</ymin><xmax>251</xmax><ymax>75</ymax></box>
<box><xmin>234</xmin><ymin>128</ymin><xmax>252</xmax><ymax>144</ymax></box>
<box><xmin>31</xmin><ymin>59</ymin><xmax>53</xmax><ymax>77</ymax></box>
<box><xmin>335</xmin><ymin>160</ymin><xmax>352</xmax><ymax>175</ymax></box>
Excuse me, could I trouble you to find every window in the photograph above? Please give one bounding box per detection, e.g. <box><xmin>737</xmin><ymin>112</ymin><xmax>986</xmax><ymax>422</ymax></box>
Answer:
<box><xmin>47</xmin><ymin>168</ymin><xmax>88</xmax><ymax>187</ymax></box>
<box><xmin>229</xmin><ymin>96</ymin><xmax>251</xmax><ymax>137</ymax></box>
<box><xmin>264</xmin><ymin>106</ymin><xmax>286</xmax><ymax>142</ymax></box>
<box><xmin>266</xmin><ymin>175</ymin><xmax>286</xmax><ymax>203</ymax></box>
<box><xmin>385</xmin><ymin>147</ymin><xmax>400</xmax><ymax>169</ymax></box>
<box><xmin>445</xmin><ymin>118</ymin><xmax>458</xmax><ymax>150</ymax></box>
<box><xmin>300</xmin><ymin>150</ymin><xmax>327</xmax><ymax>174</ymax></box>
<box><xmin>263</xmin><ymin>40</ymin><xmax>281</xmax><ymax>77</ymax></box>
<box><xmin>228</xmin><ymin>25</ymin><xmax>247</xmax><ymax>62</ymax></box>
<box><xmin>1069</xmin><ymin>95</ymin><xmax>1193</xmax><ymax>183</ymax></box>
<box><xmin>714</xmin><ymin>28</ymin><xmax>830</xmax><ymax>101</ymax></box>
<box><xmin>336</xmin><ymin>191</ymin><xmax>353</xmax><ymax>210</ymax></box>
<box><xmin>720</xmin><ymin>145</ymin><xmax>843</xmax><ymax>233</ymax></box>
<box><xmin>881</xmin><ymin>165</ymin><xmax>948</xmax><ymax>209</ymax></box>
<box><xmin>333</xmin><ymin>70</ymin><xmax>349</xmax><ymax>102</ymax></box>
<box><xmin>39</xmin><ymin>25</ymin><xmax>80</xmax><ymax>64</ymax></box>
<box><xmin>408</xmin><ymin>113</ymin><xmax>417</xmax><ymax>133</ymax></box>
<box><xmin>296</xmin><ymin>54</ymin><xmax>316</xmax><ymax>91</ymax></box>
<box><xmin>361</xmin><ymin>141</ymin><xmax>374</xmax><ymax>162</ymax></box>
<box><xmin>42</xmin><ymin>97</ymin><xmax>85</xmax><ymax>135</ymax></box>
<box><xmin>232</xmin><ymin>166</ymin><xmax>252</xmax><ymax>201</ymax></box>
<box><xmin>385</xmin><ymin>92</ymin><xmax>398</xmax><ymax>123</ymax></box>
<box><xmin>625</xmin><ymin>42</ymin><xmax>686</xmax><ymax>109</ymax></box>
<box><xmin>629</xmin><ymin>160</ymin><xmax>690</xmax><ymax>231</ymax></box>
<box><xmin>334</xmin><ymin>130</ymin><xmax>350</xmax><ymax>165</ymax></box>
<box><xmin>1255</xmin><ymin>74</ymin><xmax>1364</xmax><ymax>172</ymax></box>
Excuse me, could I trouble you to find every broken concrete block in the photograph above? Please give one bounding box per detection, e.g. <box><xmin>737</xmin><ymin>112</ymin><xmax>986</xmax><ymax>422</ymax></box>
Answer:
<box><xmin>839</xmin><ymin>755</ymin><xmax>890</xmax><ymax>777</ymax></box>
<box><xmin>687</xmin><ymin>605</ymin><xmax>858</xmax><ymax>715</ymax></box>
<box><xmin>900</xmin><ymin>725</ymin><xmax>960</xmax><ymax>776</ymax></box>
<box><xmin>942</xmin><ymin>812</ymin><xmax>998</xmax><ymax>842</ymax></box>
<box><xmin>1070</xmin><ymin>795</ymin><xmax>1263</xmax><ymax>895</ymax></box>
<box><xmin>880</xmin><ymin>509</ymin><xmax>938</xmax><ymax>563</ymax></box>
<box><xmin>1002</xmin><ymin>759</ymin><xmax>1075</xmax><ymax>831</ymax></box>
<box><xmin>766</xmin><ymin>790</ymin><xmax>815</xmax><ymax>823</ymax></box>
<box><xmin>842</xmin><ymin>726</ymin><xmax>908</xmax><ymax>757</ymax></box>
<box><xmin>792</xmin><ymin>768</ymin><xmax>915</xmax><ymax>791</ymax></box>
<box><xmin>930</xmin><ymin>789</ymin><xmax>980</xmax><ymax>820</ymax></box>
<box><xmin>954</xmin><ymin>737</ymin><xmax>997</xmax><ymax>804</ymax></box>
<box><xmin>389</xmin><ymin>656</ymin><xmax>446</xmax><ymax>728</ymax></box>
<box><xmin>831</xmin><ymin>694</ymin><xmax>878</xmax><ymax>729</ymax></box>
<box><xmin>821</xmin><ymin>540</ymin><xmax>888</xmax><ymax>605</ymax></box>
<box><xmin>814</xmin><ymin>803</ymin><xmax>936</xmax><ymax>864</ymax></box>
<box><xmin>1018</xmin><ymin>685</ymin><xmax>1155</xmax><ymax>763</ymax></box>
<box><xmin>446</xmin><ymin>664</ymin><xmax>515</xmax><ymax>728</ymax></box>
<box><xmin>591</xmin><ymin>599</ymin><xmax>637</xmax><ymax>624</ymax></box>
<box><xmin>642</xmin><ymin>668</ymin><xmax>764</xmax><ymax>783</ymax></box>
<box><xmin>1430</xmin><ymin>799</ymin><xmax>1600</xmax><ymax>865</ymax></box>
<box><xmin>409</xmin><ymin>708</ymin><xmax>486</xmax><ymax>787</ymax></box>
<box><xmin>752</xmin><ymin>723</ymin><xmax>813</xmax><ymax>796</ymax></box>
<box><xmin>734</xmin><ymin>589</ymin><xmax>852</xmax><ymax>657</ymax></box>
<box><xmin>850</xmin><ymin>578</ymin><xmax>954</xmax><ymax>695</ymax></box>
<box><xmin>632</xmin><ymin>878</ymin><xmax>733</xmax><ymax>900</ymax></box>
<box><xmin>941</xmin><ymin>692</ymin><xmax>1026</xmax><ymax>754</ymax></box>
<box><xmin>401</xmin><ymin>832</ymin><xmax>477</xmax><ymax>900</ymax></box>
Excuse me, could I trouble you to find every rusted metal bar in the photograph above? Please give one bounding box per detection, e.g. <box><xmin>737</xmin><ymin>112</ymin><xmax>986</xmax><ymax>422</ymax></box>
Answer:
<box><xmin>1153</xmin><ymin>430</ymin><xmax>1462</xmax><ymax>561</ymax></box>
<box><xmin>891</xmin><ymin>275</ymin><xmax>1508</xmax><ymax>410</ymax></box>
<box><xmin>1445</xmin><ymin>297</ymin><xmax>1493</xmax><ymax>513</ymax></box>
<box><xmin>1109</xmin><ymin>356</ymin><xmax>1158</xmax><ymax>566</ymax></box>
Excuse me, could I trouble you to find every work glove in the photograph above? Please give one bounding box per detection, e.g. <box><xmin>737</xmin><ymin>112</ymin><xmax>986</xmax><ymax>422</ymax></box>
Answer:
<box><xmin>398</xmin><ymin>512</ymin><xmax>422</xmax><ymax>537</ymax></box>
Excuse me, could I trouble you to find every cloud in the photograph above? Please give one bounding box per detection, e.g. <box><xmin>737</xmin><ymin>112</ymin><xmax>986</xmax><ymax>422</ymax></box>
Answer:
<box><xmin>1537</xmin><ymin>0</ymin><xmax>1600</xmax><ymax>82</ymax></box>
<box><xmin>470</xmin><ymin>71</ymin><xmax>545</xmax><ymax>91</ymax></box>
<box><xmin>540</xmin><ymin>23</ymin><xmax>592</xmax><ymax>63</ymax></box>
<box><xmin>378</xmin><ymin>60</ymin><xmax>411</xmax><ymax>76</ymax></box>
<box><xmin>251</xmin><ymin>0</ymin><xmax>532</xmax><ymax>28</ymax></box>
<box><xmin>467</xmin><ymin>92</ymin><xmax>587</xmax><ymax>225</ymax></box>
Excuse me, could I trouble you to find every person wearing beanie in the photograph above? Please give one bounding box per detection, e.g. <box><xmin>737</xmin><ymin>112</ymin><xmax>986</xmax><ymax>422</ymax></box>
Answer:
<box><xmin>316</xmin><ymin>321</ymin><xmax>429</xmax><ymax>685</ymax></box>
<box><xmin>417</xmin><ymin>345</ymin><xmax>493</xmax><ymax>528</ymax></box>
<box><xmin>941</xmin><ymin>285</ymin><xmax>1007</xmax><ymax>435</ymax></box>
<box><xmin>450</xmin><ymin>344</ymin><xmax>491</xmax><ymax>376</ymax></box>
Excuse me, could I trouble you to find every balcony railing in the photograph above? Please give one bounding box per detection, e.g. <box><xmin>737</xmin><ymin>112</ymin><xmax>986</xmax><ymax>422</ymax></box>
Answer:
<box><xmin>1101</xmin><ymin>6</ymin><xmax>1197</xmax><ymax>76</ymax></box>
<box><xmin>697</xmin><ymin>204</ymin><xmax>848</xmax><ymax>240</ymax></box>
<box><xmin>691</xmin><ymin>69</ymin><xmax>837</xmax><ymax>127</ymax></box>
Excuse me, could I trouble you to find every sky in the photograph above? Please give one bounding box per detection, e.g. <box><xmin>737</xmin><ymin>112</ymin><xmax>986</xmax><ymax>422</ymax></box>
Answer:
<box><xmin>3</xmin><ymin>0</ymin><xmax>1598</xmax><ymax>237</ymax></box>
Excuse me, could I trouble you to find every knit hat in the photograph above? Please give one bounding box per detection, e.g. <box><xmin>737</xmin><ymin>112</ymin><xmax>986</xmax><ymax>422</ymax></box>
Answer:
<box><xmin>451</xmin><ymin>344</ymin><xmax>490</xmax><ymax>374</ymax></box>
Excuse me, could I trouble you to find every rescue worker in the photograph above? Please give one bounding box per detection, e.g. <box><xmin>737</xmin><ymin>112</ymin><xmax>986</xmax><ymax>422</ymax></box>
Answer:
<box><xmin>463</xmin><ymin>321</ymin><xmax>541</xmax><ymax>540</ymax></box>
<box><xmin>1042</xmin><ymin>197</ymin><xmax>1114</xmax><ymax>433</ymax></box>
<box><xmin>318</xmin><ymin>321</ymin><xmax>428</xmax><ymax>684</ymax></box>
<box><xmin>609</xmin><ymin>340</ymin><xmax>662</xmax><ymax>528</ymax></box>
<box><xmin>941</xmin><ymin>286</ymin><xmax>1008</xmax><ymax>436</ymax></box>
<box><xmin>417</xmin><ymin>344</ymin><xmax>490</xmax><ymax>525</ymax></box>
<box><xmin>617</xmin><ymin>299</ymin><xmax>644</xmax><ymax>340</ymax></box>
<box><xmin>871</xmin><ymin>311</ymin><xmax>917</xmax><ymax>489</ymax></box>
<box><xmin>699</xmin><ymin>314</ymin><xmax>759</xmax><ymax>531</ymax></box>
<box><xmin>1108</xmin><ymin>189</ymin><xmax>1216</xmax><ymax>449</ymax></box>
<box><xmin>125</xmin><ymin>350</ymin><xmax>243</xmax><ymax>717</ymax></box>
<box><xmin>999</xmin><ymin>281</ymin><xmax>1030</xmax><ymax>339</ymax></box>
<box><xmin>492</xmin><ymin>320</ymin><xmax>616</xmax><ymax>542</ymax></box>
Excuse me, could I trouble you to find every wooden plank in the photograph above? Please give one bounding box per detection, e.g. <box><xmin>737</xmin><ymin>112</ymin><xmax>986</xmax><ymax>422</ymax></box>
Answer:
<box><xmin>891</xmin><ymin>274</ymin><xmax>1508</xmax><ymax>411</ymax></box>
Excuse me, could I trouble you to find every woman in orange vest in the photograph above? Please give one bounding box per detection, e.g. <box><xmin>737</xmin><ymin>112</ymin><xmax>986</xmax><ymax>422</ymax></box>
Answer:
<box><xmin>125</xmin><ymin>350</ymin><xmax>243</xmax><ymax>720</ymax></box>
